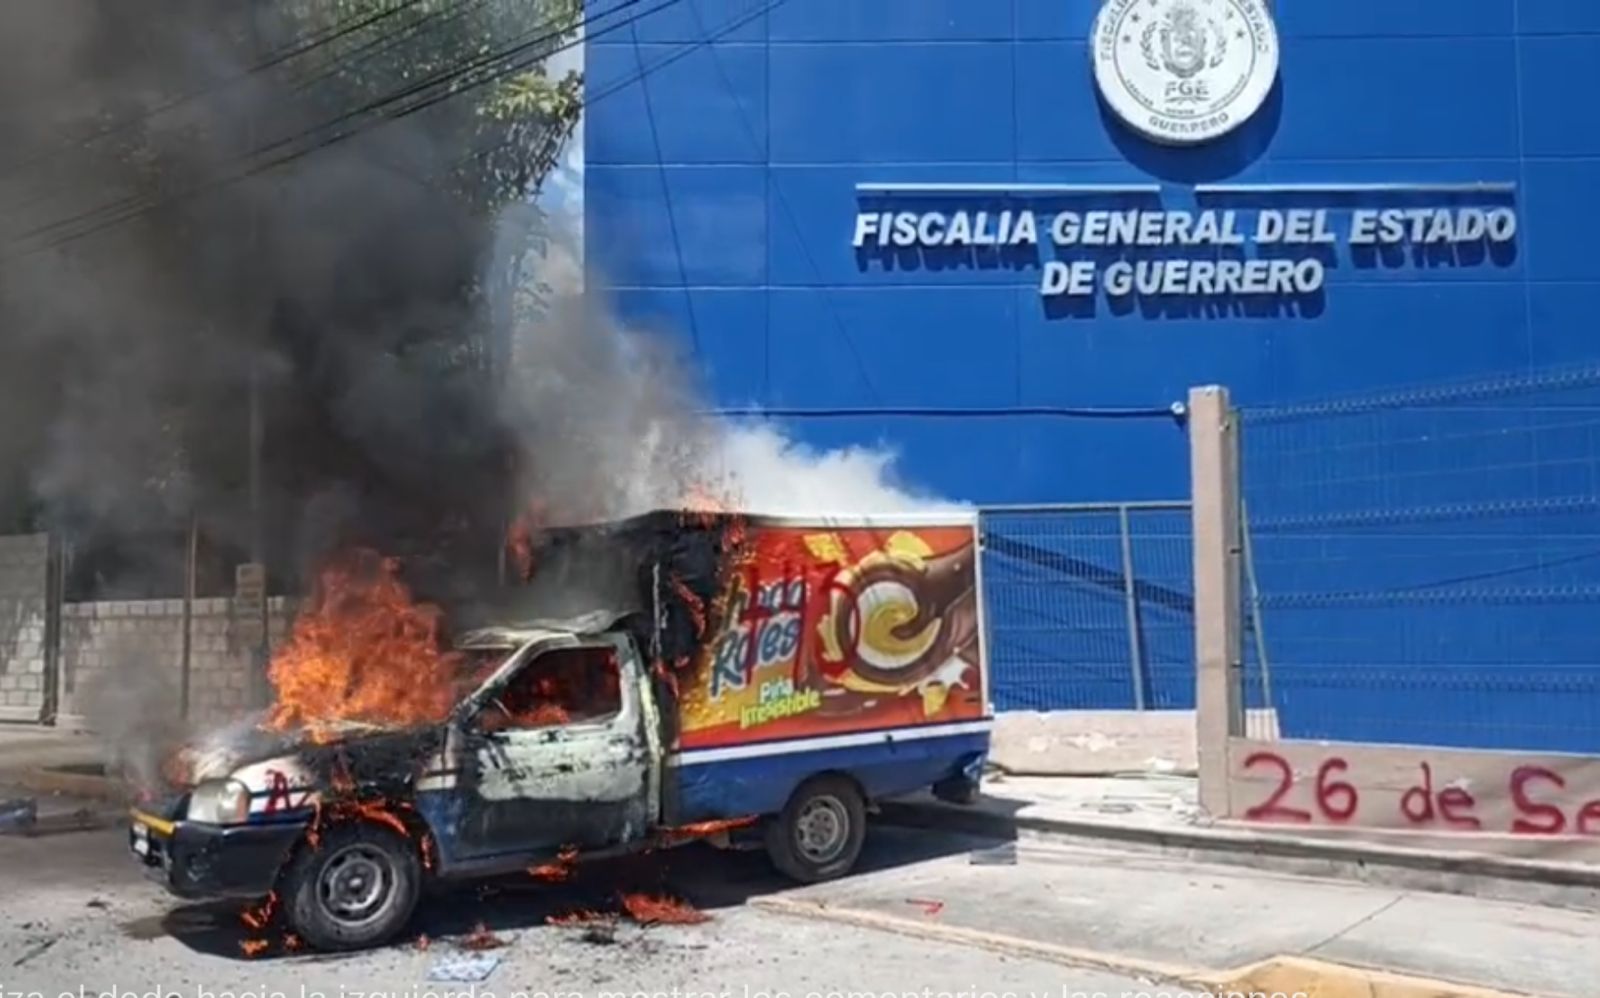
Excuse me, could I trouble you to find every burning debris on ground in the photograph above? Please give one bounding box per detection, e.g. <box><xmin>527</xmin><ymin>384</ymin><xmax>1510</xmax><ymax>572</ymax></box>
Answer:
<box><xmin>529</xmin><ymin>844</ymin><xmax>580</xmax><ymax>882</ymax></box>
<box><xmin>618</xmin><ymin>893</ymin><xmax>711</xmax><ymax>927</ymax></box>
<box><xmin>457</xmin><ymin>922</ymin><xmax>509</xmax><ymax>951</ymax></box>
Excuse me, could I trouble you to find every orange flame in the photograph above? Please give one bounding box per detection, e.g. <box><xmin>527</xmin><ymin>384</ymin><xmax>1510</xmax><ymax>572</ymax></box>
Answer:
<box><xmin>240</xmin><ymin>891</ymin><xmax>278</xmax><ymax>932</ymax></box>
<box><xmin>239</xmin><ymin>939</ymin><xmax>269</xmax><ymax>958</ymax></box>
<box><xmin>506</xmin><ymin>500</ymin><xmax>549</xmax><ymax>583</ymax></box>
<box><xmin>620</xmin><ymin>892</ymin><xmax>709</xmax><ymax>925</ymax></box>
<box><xmin>353</xmin><ymin>800</ymin><xmax>409</xmax><ymax>840</ymax></box>
<box><xmin>528</xmin><ymin>843</ymin><xmax>580</xmax><ymax>882</ymax></box>
<box><xmin>264</xmin><ymin>549</ymin><xmax>462</xmax><ymax>735</ymax></box>
<box><xmin>680</xmin><ymin>483</ymin><xmax>732</xmax><ymax>515</ymax></box>
<box><xmin>671</xmin><ymin>576</ymin><xmax>707</xmax><ymax>638</ymax></box>
<box><xmin>528</xmin><ymin>861</ymin><xmax>571</xmax><ymax>882</ymax></box>
<box><xmin>658</xmin><ymin>815</ymin><xmax>756</xmax><ymax>846</ymax></box>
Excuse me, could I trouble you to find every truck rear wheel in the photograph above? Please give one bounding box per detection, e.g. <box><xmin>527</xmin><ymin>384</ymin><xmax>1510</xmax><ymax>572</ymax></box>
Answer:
<box><xmin>280</xmin><ymin>822</ymin><xmax>421</xmax><ymax>952</ymax></box>
<box><xmin>765</xmin><ymin>775</ymin><xmax>866</xmax><ymax>883</ymax></box>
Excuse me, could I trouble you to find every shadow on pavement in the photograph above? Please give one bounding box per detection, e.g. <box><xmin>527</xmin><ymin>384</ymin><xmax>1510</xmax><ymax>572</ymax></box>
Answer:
<box><xmin>147</xmin><ymin>821</ymin><xmax>998</xmax><ymax>962</ymax></box>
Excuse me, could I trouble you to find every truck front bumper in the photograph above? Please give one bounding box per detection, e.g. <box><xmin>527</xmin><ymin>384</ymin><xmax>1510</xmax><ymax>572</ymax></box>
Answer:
<box><xmin>129</xmin><ymin>809</ymin><xmax>304</xmax><ymax>900</ymax></box>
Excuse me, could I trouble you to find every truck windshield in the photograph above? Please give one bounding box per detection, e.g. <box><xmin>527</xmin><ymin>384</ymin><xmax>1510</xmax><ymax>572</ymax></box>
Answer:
<box><xmin>453</xmin><ymin>648</ymin><xmax>513</xmax><ymax>700</ymax></box>
<box><xmin>479</xmin><ymin>645</ymin><xmax>622</xmax><ymax>732</ymax></box>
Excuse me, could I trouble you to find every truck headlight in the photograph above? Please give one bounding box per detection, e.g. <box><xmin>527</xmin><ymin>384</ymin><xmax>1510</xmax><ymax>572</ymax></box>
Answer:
<box><xmin>186</xmin><ymin>779</ymin><xmax>251</xmax><ymax>825</ymax></box>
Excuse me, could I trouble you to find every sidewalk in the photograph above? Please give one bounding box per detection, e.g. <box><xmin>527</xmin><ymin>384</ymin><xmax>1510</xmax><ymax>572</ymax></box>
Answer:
<box><xmin>881</xmin><ymin>772</ymin><xmax>1600</xmax><ymax>912</ymax></box>
<box><xmin>0</xmin><ymin>725</ymin><xmax>120</xmax><ymax>802</ymax></box>
<box><xmin>760</xmin><ymin>825</ymin><xmax>1600</xmax><ymax>998</ymax></box>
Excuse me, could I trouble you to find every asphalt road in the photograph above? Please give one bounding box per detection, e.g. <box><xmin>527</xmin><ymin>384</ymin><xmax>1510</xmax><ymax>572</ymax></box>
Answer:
<box><xmin>7</xmin><ymin>806</ymin><xmax>1594</xmax><ymax>998</ymax></box>
<box><xmin>0</xmin><ymin>821</ymin><xmax>1180</xmax><ymax>998</ymax></box>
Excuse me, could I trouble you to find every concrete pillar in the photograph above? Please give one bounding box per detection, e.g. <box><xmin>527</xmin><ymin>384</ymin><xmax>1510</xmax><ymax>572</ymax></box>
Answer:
<box><xmin>1189</xmin><ymin>385</ymin><xmax>1244</xmax><ymax>818</ymax></box>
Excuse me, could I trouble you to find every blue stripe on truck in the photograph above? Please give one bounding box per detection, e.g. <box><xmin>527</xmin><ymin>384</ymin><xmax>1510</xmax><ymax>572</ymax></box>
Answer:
<box><xmin>668</xmin><ymin>729</ymin><xmax>991</xmax><ymax>823</ymax></box>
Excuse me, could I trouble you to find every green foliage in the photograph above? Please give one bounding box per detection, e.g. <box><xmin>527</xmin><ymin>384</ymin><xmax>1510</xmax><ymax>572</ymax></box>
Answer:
<box><xmin>277</xmin><ymin>0</ymin><xmax>584</xmax><ymax>209</ymax></box>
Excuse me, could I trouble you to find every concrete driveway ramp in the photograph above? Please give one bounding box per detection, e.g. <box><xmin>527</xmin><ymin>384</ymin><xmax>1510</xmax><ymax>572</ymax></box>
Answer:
<box><xmin>1205</xmin><ymin>956</ymin><xmax>1536</xmax><ymax>998</ymax></box>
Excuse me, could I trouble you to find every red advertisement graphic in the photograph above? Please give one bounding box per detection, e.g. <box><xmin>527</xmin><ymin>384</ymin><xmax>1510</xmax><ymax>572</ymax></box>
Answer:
<box><xmin>677</xmin><ymin>522</ymin><xmax>985</xmax><ymax>750</ymax></box>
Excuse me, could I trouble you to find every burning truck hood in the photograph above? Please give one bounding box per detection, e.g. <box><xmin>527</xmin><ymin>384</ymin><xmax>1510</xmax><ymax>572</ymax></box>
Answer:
<box><xmin>167</xmin><ymin>610</ymin><xmax>632</xmax><ymax>788</ymax></box>
<box><xmin>170</xmin><ymin>712</ymin><xmax>418</xmax><ymax>785</ymax></box>
<box><xmin>154</xmin><ymin>511</ymin><xmax>741</xmax><ymax>808</ymax></box>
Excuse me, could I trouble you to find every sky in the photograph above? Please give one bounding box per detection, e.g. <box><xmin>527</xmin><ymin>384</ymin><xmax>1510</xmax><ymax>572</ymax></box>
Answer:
<box><xmin>528</xmin><ymin>35</ymin><xmax>584</xmax><ymax>295</ymax></box>
<box><xmin>539</xmin><ymin>41</ymin><xmax>585</xmax><ymax>236</ymax></box>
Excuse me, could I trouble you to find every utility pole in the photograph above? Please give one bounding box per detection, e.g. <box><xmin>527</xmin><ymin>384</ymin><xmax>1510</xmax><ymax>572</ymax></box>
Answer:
<box><xmin>244</xmin><ymin>0</ymin><xmax>270</xmax><ymax>708</ymax></box>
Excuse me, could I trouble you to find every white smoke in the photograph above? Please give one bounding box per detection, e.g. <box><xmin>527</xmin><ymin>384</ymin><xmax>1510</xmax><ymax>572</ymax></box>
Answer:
<box><xmin>699</xmin><ymin>421</ymin><xmax>966</xmax><ymax>515</ymax></box>
<box><xmin>504</xmin><ymin>220</ymin><xmax>966</xmax><ymax>524</ymax></box>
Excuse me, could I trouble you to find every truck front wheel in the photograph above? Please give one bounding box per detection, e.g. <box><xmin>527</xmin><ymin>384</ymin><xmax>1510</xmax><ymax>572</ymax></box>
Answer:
<box><xmin>765</xmin><ymin>775</ymin><xmax>866</xmax><ymax>883</ymax></box>
<box><xmin>280</xmin><ymin>822</ymin><xmax>422</xmax><ymax>952</ymax></box>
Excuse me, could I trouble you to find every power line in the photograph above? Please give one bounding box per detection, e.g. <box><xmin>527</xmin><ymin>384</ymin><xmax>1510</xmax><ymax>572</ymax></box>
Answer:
<box><xmin>0</xmin><ymin>0</ymin><xmax>533</xmax><ymax>231</ymax></box>
<box><xmin>324</xmin><ymin>0</ymin><xmax>783</xmax><ymax>207</ymax></box>
<box><xmin>8</xmin><ymin>0</ymin><xmax>649</xmax><ymax>251</ymax></box>
<box><xmin>10</xmin><ymin>0</ymin><xmax>781</xmax><ymax>258</ymax></box>
<box><xmin>369</xmin><ymin>0</ymin><xmax>784</xmax><ymax>212</ymax></box>
<box><xmin>0</xmin><ymin>0</ymin><xmax>434</xmax><ymax>182</ymax></box>
<box><xmin>241</xmin><ymin>0</ymin><xmax>650</xmax><ymax>176</ymax></box>
<box><xmin>282</xmin><ymin>0</ymin><xmax>496</xmax><ymax>102</ymax></box>
<box><xmin>450</xmin><ymin>0</ymin><xmax>780</xmax><ymax>173</ymax></box>
<box><xmin>680</xmin><ymin>0</ymin><xmax>880</xmax><ymax>404</ymax></box>
<box><xmin>0</xmin><ymin>0</ymin><xmax>492</xmax><ymax>227</ymax></box>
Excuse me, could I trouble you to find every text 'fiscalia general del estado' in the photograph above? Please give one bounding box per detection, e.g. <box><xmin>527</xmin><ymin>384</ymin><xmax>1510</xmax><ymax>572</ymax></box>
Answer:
<box><xmin>850</xmin><ymin>208</ymin><xmax>1518</xmax><ymax>299</ymax></box>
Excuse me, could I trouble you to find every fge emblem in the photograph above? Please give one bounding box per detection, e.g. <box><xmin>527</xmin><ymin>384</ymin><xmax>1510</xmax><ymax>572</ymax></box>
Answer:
<box><xmin>1092</xmin><ymin>0</ymin><xmax>1280</xmax><ymax>146</ymax></box>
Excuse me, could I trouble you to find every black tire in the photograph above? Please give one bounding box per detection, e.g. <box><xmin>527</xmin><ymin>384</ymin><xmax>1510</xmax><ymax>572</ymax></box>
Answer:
<box><xmin>280</xmin><ymin>822</ymin><xmax>421</xmax><ymax>952</ymax></box>
<box><xmin>764</xmin><ymin>775</ymin><xmax>866</xmax><ymax>883</ymax></box>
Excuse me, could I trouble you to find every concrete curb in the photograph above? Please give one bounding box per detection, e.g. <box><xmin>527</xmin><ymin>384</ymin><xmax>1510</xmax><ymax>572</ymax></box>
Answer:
<box><xmin>877</xmin><ymin>799</ymin><xmax>1600</xmax><ymax>911</ymax></box>
<box><xmin>752</xmin><ymin>897</ymin><xmax>1535</xmax><ymax>998</ymax></box>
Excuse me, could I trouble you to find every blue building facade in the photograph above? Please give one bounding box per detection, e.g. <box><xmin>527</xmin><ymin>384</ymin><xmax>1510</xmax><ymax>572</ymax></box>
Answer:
<box><xmin>584</xmin><ymin>1</ymin><xmax>1600</xmax><ymax>749</ymax></box>
<box><xmin>583</xmin><ymin>0</ymin><xmax>1592</xmax><ymax>506</ymax></box>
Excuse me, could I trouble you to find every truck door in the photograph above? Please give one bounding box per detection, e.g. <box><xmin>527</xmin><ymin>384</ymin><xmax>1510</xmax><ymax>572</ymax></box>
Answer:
<box><xmin>457</xmin><ymin>634</ymin><xmax>655</xmax><ymax>859</ymax></box>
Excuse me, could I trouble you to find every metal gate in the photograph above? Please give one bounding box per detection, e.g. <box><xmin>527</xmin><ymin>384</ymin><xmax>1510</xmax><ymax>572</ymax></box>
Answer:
<box><xmin>979</xmin><ymin>503</ymin><xmax>1196</xmax><ymax>712</ymax></box>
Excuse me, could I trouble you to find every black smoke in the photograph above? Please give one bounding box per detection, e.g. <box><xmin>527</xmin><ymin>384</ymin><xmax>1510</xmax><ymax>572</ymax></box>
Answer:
<box><xmin>0</xmin><ymin>0</ymin><xmax>574</xmax><ymax>608</ymax></box>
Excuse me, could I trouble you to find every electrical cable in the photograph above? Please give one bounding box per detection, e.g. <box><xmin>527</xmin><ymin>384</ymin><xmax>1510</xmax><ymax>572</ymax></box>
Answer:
<box><xmin>0</xmin><ymin>0</ymin><xmax>434</xmax><ymax>181</ymax></box>
<box><xmin>0</xmin><ymin>0</ymin><xmax>494</xmax><ymax>223</ymax></box>
<box><xmin>8</xmin><ymin>0</ymin><xmax>784</xmax><ymax>259</ymax></box>
<box><xmin>389</xmin><ymin>0</ymin><xmax>784</xmax><ymax>207</ymax></box>
<box><xmin>680</xmin><ymin>0</ymin><xmax>880</xmax><ymax>404</ymax></box>
<box><xmin>708</xmin><ymin>406</ymin><xmax>1188</xmax><ymax>419</ymax></box>
<box><xmin>6</xmin><ymin>0</ymin><xmax>656</xmax><ymax>253</ymax></box>
<box><xmin>449</xmin><ymin>0</ymin><xmax>781</xmax><ymax>172</ymax></box>
<box><xmin>282</xmin><ymin>0</ymin><xmax>497</xmax><ymax>101</ymax></box>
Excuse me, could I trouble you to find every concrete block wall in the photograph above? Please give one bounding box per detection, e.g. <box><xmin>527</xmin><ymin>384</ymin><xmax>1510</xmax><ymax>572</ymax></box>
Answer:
<box><xmin>0</xmin><ymin>534</ymin><xmax>49</xmax><ymax>721</ymax></box>
<box><xmin>59</xmin><ymin>596</ymin><xmax>296</xmax><ymax>727</ymax></box>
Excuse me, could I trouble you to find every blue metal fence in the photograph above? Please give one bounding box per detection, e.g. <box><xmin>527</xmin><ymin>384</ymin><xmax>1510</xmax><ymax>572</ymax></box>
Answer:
<box><xmin>979</xmin><ymin>504</ymin><xmax>1198</xmax><ymax>712</ymax></box>
<box><xmin>1239</xmin><ymin>366</ymin><xmax>1600</xmax><ymax>753</ymax></box>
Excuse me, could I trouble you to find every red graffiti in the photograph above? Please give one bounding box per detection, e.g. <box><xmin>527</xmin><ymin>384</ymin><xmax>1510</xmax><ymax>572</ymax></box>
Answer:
<box><xmin>1241</xmin><ymin>752</ymin><xmax>1359</xmax><ymax>823</ymax></box>
<box><xmin>1509</xmin><ymin>766</ymin><xmax>1600</xmax><ymax>834</ymax></box>
<box><xmin>1510</xmin><ymin>766</ymin><xmax>1566</xmax><ymax>834</ymax></box>
<box><xmin>1315</xmin><ymin>758</ymin><xmax>1359</xmax><ymax>821</ymax></box>
<box><xmin>731</xmin><ymin>556</ymin><xmax>852</xmax><ymax>686</ymax></box>
<box><xmin>1240</xmin><ymin>752</ymin><xmax>1311</xmax><ymax>822</ymax></box>
<box><xmin>1241</xmin><ymin>753</ymin><xmax>1600</xmax><ymax>836</ymax></box>
<box><xmin>1400</xmin><ymin>762</ymin><xmax>1483</xmax><ymax>830</ymax></box>
<box><xmin>263</xmin><ymin>769</ymin><xmax>294</xmax><ymax>815</ymax></box>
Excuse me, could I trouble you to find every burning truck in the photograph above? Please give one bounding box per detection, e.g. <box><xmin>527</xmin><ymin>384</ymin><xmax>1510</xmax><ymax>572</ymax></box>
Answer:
<box><xmin>127</xmin><ymin>509</ymin><xmax>992</xmax><ymax>951</ymax></box>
